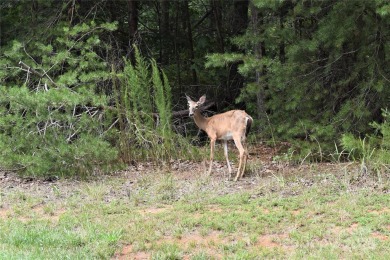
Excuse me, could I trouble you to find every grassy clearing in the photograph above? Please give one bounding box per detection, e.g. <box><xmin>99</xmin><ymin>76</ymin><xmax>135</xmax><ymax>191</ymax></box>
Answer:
<box><xmin>0</xmin><ymin>161</ymin><xmax>389</xmax><ymax>259</ymax></box>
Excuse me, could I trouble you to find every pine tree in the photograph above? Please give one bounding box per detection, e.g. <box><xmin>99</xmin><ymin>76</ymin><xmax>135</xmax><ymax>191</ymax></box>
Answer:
<box><xmin>0</xmin><ymin>20</ymin><xmax>119</xmax><ymax>177</ymax></box>
<box><xmin>206</xmin><ymin>0</ymin><xmax>390</xmax><ymax>160</ymax></box>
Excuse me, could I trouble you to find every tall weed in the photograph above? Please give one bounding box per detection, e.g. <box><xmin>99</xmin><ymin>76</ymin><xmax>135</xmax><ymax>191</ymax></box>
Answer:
<box><xmin>341</xmin><ymin>109</ymin><xmax>390</xmax><ymax>176</ymax></box>
<box><xmin>115</xmin><ymin>46</ymin><xmax>196</xmax><ymax>164</ymax></box>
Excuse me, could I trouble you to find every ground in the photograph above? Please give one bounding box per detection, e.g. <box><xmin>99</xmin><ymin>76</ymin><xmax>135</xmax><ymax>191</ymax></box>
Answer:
<box><xmin>0</xmin><ymin>144</ymin><xmax>389</xmax><ymax>259</ymax></box>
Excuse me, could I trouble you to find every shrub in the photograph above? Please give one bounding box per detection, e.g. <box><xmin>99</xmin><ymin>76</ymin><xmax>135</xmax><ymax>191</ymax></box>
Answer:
<box><xmin>341</xmin><ymin>109</ymin><xmax>390</xmax><ymax>171</ymax></box>
<box><xmin>0</xmin><ymin>86</ymin><xmax>118</xmax><ymax>177</ymax></box>
<box><xmin>0</xmin><ymin>21</ymin><xmax>120</xmax><ymax>177</ymax></box>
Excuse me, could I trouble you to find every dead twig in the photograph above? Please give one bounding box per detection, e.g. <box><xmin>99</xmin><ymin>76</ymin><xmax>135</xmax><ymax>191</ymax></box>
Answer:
<box><xmin>18</xmin><ymin>61</ymin><xmax>60</xmax><ymax>88</ymax></box>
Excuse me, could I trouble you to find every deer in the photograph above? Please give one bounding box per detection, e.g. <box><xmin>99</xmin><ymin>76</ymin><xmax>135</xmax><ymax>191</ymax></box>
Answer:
<box><xmin>186</xmin><ymin>94</ymin><xmax>253</xmax><ymax>181</ymax></box>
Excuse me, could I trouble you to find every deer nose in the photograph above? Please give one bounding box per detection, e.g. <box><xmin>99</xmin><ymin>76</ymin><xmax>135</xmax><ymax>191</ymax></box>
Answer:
<box><xmin>189</xmin><ymin>112</ymin><xmax>194</xmax><ymax>117</ymax></box>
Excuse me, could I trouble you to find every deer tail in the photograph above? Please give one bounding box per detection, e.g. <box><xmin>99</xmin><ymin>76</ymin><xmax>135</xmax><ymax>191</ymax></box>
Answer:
<box><xmin>245</xmin><ymin>116</ymin><xmax>253</xmax><ymax>137</ymax></box>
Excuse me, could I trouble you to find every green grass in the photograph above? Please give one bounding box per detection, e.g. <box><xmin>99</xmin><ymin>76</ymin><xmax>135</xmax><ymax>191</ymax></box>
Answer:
<box><xmin>0</xmin><ymin>164</ymin><xmax>389</xmax><ymax>259</ymax></box>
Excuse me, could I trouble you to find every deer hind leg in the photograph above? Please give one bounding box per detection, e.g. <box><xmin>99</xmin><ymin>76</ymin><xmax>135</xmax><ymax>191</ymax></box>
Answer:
<box><xmin>208</xmin><ymin>138</ymin><xmax>216</xmax><ymax>175</ymax></box>
<box><xmin>239</xmin><ymin>145</ymin><xmax>249</xmax><ymax>179</ymax></box>
<box><xmin>233</xmin><ymin>137</ymin><xmax>245</xmax><ymax>181</ymax></box>
<box><xmin>240</xmin><ymin>139</ymin><xmax>249</xmax><ymax>178</ymax></box>
<box><xmin>223</xmin><ymin>140</ymin><xmax>232</xmax><ymax>178</ymax></box>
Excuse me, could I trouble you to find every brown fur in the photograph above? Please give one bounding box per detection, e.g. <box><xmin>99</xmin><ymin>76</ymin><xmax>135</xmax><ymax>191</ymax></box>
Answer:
<box><xmin>186</xmin><ymin>94</ymin><xmax>253</xmax><ymax>181</ymax></box>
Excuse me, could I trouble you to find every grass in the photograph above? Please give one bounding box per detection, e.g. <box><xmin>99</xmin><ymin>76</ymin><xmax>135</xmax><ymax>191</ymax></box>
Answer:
<box><xmin>0</xmin><ymin>161</ymin><xmax>389</xmax><ymax>259</ymax></box>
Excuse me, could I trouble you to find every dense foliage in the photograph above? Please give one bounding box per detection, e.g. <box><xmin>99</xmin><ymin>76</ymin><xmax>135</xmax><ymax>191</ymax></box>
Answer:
<box><xmin>0</xmin><ymin>0</ymin><xmax>389</xmax><ymax>176</ymax></box>
<box><xmin>207</xmin><ymin>0</ymin><xmax>390</xmax><ymax>161</ymax></box>
<box><xmin>115</xmin><ymin>46</ymin><xmax>196</xmax><ymax>163</ymax></box>
<box><xmin>0</xmin><ymin>19</ymin><xmax>119</xmax><ymax>176</ymax></box>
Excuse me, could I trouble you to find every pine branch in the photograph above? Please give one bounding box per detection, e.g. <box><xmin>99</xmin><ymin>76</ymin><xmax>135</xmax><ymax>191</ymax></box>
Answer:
<box><xmin>18</xmin><ymin>61</ymin><xmax>60</xmax><ymax>88</ymax></box>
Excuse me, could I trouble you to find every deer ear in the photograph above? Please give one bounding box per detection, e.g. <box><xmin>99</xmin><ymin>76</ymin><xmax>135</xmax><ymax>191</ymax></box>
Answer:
<box><xmin>198</xmin><ymin>94</ymin><xmax>206</xmax><ymax>105</ymax></box>
<box><xmin>185</xmin><ymin>94</ymin><xmax>193</xmax><ymax>102</ymax></box>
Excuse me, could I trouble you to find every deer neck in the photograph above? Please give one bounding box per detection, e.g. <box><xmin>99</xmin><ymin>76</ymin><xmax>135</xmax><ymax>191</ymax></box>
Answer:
<box><xmin>193</xmin><ymin>110</ymin><xmax>209</xmax><ymax>131</ymax></box>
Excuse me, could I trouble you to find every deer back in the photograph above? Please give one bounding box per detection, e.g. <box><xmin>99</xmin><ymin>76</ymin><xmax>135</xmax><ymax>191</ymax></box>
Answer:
<box><xmin>205</xmin><ymin>110</ymin><xmax>250</xmax><ymax>140</ymax></box>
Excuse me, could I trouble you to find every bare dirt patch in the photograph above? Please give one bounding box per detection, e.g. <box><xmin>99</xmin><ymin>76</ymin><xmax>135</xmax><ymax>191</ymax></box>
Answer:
<box><xmin>256</xmin><ymin>233</ymin><xmax>291</xmax><ymax>249</ymax></box>
<box><xmin>291</xmin><ymin>210</ymin><xmax>300</xmax><ymax>216</ymax></box>
<box><xmin>371</xmin><ymin>232</ymin><xmax>388</xmax><ymax>241</ymax></box>
<box><xmin>138</xmin><ymin>205</ymin><xmax>173</xmax><ymax>215</ymax></box>
<box><xmin>0</xmin><ymin>205</ymin><xmax>66</xmax><ymax>223</ymax></box>
<box><xmin>114</xmin><ymin>244</ymin><xmax>150</xmax><ymax>260</ymax></box>
<box><xmin>348</xmin><ymin>223</ymin><xmax>359</xmax><ymax>233</ymax></box>
<box><xmin>34</xmin><ymin>207</ymin><xmax>66</xmax><ymax>223</ymax></box>
<box><xmin>332</xmin><ymin>223</ymin><xmax>360</xmax><ymax>236</ymax></box>
<box><xmin>368</xmin><ymin>208</ymin><xmax>390</xmax><ymax>215</ymax></box>
<box><xmin>0</xmin><ymin>207</ymin><xmax>10</xmax><ymax>219</ymax></box>
<box><xmin>208</xmin><ymin>205</ymin><xmax>224</xmax><ymax>213</ymax></box>
<box><xmin>159</xmin><ymin>230</ymin><xmax>226</xmax><ymax>258</ymax></box>
<box><xmin>167</xmin><ymin>230</ymin><xmax>226</xmax><ymax>247</ymax></box>
<box><xmin>113</xmin><ymin>231</ymin><xmax>226</xmax><ymax>259</ymax></box>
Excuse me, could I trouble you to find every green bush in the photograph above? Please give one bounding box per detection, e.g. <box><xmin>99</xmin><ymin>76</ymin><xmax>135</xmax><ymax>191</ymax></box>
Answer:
<box><xmin>0</xmin><ymin>86</ymin><xmax>118</xmax><ymax>177</ymax></box>
<box><xmin>0</xmin><ymin>21</ymin><xmax>120</xmax><ymax>177</ymax></box>
<box><xmin>341</xmin><ymin>109</ymin><xmax>390</xmax><ymax>169</ymax></box>
<box><xmin>0</xmin><ymin>19</ymin><xmax>197</xmax><ymax>177</ymax></box>
<box><xmin>370</xmin><ymin>109</ymin><xmax>390</xmax><ymax>166</ymax></box>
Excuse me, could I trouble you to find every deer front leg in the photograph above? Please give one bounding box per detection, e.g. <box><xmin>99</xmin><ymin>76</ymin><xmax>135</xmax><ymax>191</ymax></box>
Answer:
<box><xmin>208</xmin><ymin>139</ymin><xmax>216</xmax><ymax>175</ymax></box>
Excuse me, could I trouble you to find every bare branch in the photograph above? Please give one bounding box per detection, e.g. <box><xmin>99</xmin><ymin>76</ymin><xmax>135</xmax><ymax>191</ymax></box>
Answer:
<box><xmin>18</xmin><ymin>61</ymin><xmax>60</xmax><ymax>88</ymax></box>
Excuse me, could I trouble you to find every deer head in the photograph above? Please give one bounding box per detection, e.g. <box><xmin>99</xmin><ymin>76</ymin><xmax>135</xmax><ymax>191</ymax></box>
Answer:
<box><xmin>186</xmin><ymin>94</ymin><xmax>206</xmax><ymax>117</ymax></box>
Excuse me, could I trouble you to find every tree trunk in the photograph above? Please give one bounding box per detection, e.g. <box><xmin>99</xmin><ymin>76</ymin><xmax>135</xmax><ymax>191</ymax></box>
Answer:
<box><xmin>127</xmin><ymin>0</ymin><xmax>139</xmax><ymax>63</ymax></box>
<box><xmin>159</xmin><ymin>0</ymin><xmax>170</xmax><ymax>65</ymax></box>
<box><xmin>232</xmin><ymin>0</ymin><xmax>249</xmax><ymax>36</ymax></box>
<box><xmin>212</xmin><ymin>0</ymin><xmax>224</xmax><ymax>53</ymax></box>
<box><xmin>279</xmin><ymin>0</ymin><xmax>293</xmax><ymax>63</ymax></box>
<box><xmin>250</xmin><ymin>2</ymin><xmax>266</xmax><ymax>123</ymax></box>
<box><xmin>183</xmin><ymin>0</ymin><xmax>198</xmax><ymax>88</ymax></box>
<box><xmin>228</xmin><ymin>0</ymin><xmax>249</xmax><ymax>103</ymax></box>
<box><xmin>171</xmin><ymin>1</ymin><xmax>182</xmax><ymax>94</ymax></box>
